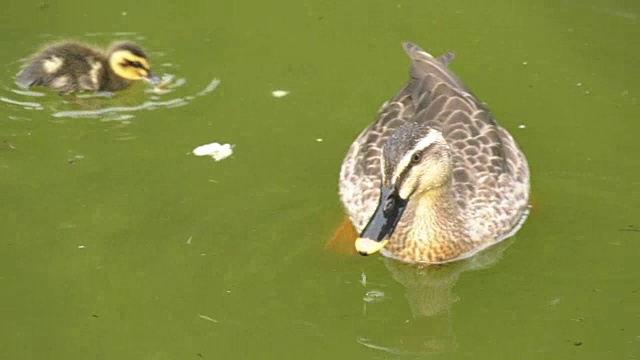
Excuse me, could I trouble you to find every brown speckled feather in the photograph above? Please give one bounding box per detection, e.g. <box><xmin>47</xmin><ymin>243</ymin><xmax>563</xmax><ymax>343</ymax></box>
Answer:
<box><xmin>339</xmin><ymin>42</ymin><xmax>530</xmax><ymax>263</ymax></box>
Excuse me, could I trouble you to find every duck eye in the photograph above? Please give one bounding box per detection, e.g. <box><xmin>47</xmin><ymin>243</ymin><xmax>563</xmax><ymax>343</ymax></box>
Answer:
<box><xmin>410</xmin><ymin>151</ymin><xmax>422</xmax><ymax>165</ymax></box>
<box><xmin>383</xmin><ymin>197</ymin><xmax>395</xmax><ymax>214</ymax></box>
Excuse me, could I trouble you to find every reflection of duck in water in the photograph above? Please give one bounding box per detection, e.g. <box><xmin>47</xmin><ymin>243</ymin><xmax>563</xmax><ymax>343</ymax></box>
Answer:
<box><xmin>339</xmin><ymin>42</ymin><xmax>530</xmax><ymax>264</ymax></box>
<box><xmin>358</xmin><ymin>239</ymin><xmax>513</xmax><ymax>355</ymax></box>
<box><xmin>16</xmin><ymin>41</ymin><xmax>159</xmax><ymax>94</ymax></box>
<box><xmin>383</xmin><ymin>238</ymin><xmax>512</xmax><ymax>318</ymax></box>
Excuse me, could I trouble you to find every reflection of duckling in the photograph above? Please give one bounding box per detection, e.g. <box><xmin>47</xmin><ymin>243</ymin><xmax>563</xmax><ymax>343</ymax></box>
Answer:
<box><xmin>16</xmin><ymin>41</ymin><xmax>159</xmax><ymax>94</ymax></box>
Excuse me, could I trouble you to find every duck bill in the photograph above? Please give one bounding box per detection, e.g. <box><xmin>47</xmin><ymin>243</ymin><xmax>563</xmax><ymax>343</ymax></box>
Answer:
<box><xmin>145</xmin><ymin>70</ymin><xmax>161</xmax><ymax>85</ymax></box>
<box><xmin>355</xmin><ymin>186</ymin><xmax>408</xmax><ymax>256</ymax></box>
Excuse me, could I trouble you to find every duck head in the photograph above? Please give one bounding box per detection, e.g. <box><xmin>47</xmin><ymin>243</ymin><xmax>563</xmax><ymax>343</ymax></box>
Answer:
<box><xmin>355</xmin><ymin>123</ymin><xmax>453</xmax><ymax>255</ymax></box>
<box><xmin>108</xmin><ymin>42</ymin><xmax>160</xmax><ymax>84</ymax></box>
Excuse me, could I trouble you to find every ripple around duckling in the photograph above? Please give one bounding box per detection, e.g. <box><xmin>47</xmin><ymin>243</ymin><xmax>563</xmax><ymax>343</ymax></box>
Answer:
<box><xmin>1</xmin><ymin>75</ymin><xmax>220</xmax><ymax>119</ymax></box>
<box><xmin>50</xmin><ymin>78</ymin><xmax>220</xmax><ymax>118</ymax></box>
<box><xmin>197</xmin><ymin>79</ymin><xmax>221</xmax><ymax>97</ymax></box>
<box><xmin>0</xmin><ymin>96</ymin><xmax>43</xmax><ymax>110</ymax></box>
<box><xmin>51</xmin><ymin>98</ymin><xmax>190</xmax><ymax>118</ymax></box>
<box><xmin>145</xmin><ymin>73</ymin><xmax>185</xmax><ymax>95</ymax></box>
<box><xmin>11</xmin><ymin>88</ymin><xmax>45</xmax><ymax>97</ymax></box>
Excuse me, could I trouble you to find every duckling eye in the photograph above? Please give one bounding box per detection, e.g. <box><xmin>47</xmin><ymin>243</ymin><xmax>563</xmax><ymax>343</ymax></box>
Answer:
<box><xmin>410</xmin><ymin>151</ymin><xmax>423</xmax><ymax>165</ymax></box>
<box><xmin>124</xmin><ymin>60</ymin><xmax>144</xmax><ymax>69</ymax></box>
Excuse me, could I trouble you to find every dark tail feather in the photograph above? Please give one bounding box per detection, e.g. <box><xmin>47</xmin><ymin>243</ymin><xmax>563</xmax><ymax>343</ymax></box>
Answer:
<box><xmin>402</xmin><ymin>41</ymin><xmax>470</xmax><ymax>94</ymax></box>
<box><xmin>437</xmin><ymin>52</ymin><xmax>455</xmax><ymax>66</ymax></box>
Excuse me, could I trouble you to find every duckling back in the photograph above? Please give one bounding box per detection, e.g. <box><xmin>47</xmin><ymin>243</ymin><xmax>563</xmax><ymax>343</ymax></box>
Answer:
<box><xmin>16</xmin><ymin>42</ymin><xmax>111</xmax><ymax>94</ymax></box>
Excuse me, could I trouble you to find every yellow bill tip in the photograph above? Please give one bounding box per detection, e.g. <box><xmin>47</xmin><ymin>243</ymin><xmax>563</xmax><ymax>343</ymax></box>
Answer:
<box><xmin>355</xmin><ymin>237</ymin><xmax>389</xmax><ymax>255</ymax></box>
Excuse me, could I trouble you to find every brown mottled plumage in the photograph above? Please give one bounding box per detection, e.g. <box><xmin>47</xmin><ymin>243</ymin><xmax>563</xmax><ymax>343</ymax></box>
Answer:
<box><xmin>16</xmin><ymin>41</ymin><xmax>157</xmax><ymax>94</ymax></box>
<box><xmin>339</xmin><ymin>42</ymin><xmax>530</xmax><ymax>264</ymax></box>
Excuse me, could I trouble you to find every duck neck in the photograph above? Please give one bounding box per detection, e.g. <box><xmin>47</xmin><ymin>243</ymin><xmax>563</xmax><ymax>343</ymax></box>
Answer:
<box><xmin>395</xmin><ymin>183</ymin><xmax>468</xmax><ymax>262</ymax></box>
<box><xmin>412</xmin><ymin>185</ymin><xmax>461</xmax><ymax>237</ymax></box>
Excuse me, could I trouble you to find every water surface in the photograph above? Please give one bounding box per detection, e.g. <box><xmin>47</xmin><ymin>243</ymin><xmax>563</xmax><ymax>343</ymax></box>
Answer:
<box><xmin>1</xmin><ymin>0</ymin><xmax>639</xmax><ymax>359</ymax></box>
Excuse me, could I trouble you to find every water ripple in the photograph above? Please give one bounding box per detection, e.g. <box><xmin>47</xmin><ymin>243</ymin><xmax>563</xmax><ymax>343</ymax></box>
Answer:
<box><xmin>11</xmin><ymin>89</ymin><xmax>45</xmax><ymax>97</ymax></box>
<box><xmin>197</xmin><ymin>79</ymin><xmax>221</xmax><ymax>97</ymax></box>
<box><xmin>0</xmin><ymin>97</ymin><xmax>43</xmax><ymax>110</ymax></box>
<box><xmin>52</xmin><ymin>98</ymin><xmax>189</xmax><ymax>118</ymax></box>
<box><xmin>356</xmin><ymin>337</ymin><xmax>409</xmax><ymax>356</ymax></box>
<box><xmin>1</xmin><ymin>77</ymin><xmax>220</xmax><ymax>120</ymax></box>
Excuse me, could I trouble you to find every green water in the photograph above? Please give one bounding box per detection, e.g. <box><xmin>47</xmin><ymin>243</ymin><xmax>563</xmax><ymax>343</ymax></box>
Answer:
<box><xmin>1</xmin><ymin>0</ymin><xmax>639</xmax><ymax>359</ymax></box>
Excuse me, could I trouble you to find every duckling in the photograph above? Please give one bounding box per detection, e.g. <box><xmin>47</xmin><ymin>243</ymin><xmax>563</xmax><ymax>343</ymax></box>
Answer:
<box><xmin>16</xmin><ymin>41</ymin><xmax>159</xmax><ymax>94</ymax></box>
<box><xmin>339</xmin><ymin>42</ymin><xmax>530</xmax><ymax>264</ymax></box>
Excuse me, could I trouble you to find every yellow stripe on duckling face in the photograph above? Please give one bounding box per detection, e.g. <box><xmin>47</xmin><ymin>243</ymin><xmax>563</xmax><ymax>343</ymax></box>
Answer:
<box><xmin>109</xmin><ymin>50</ymin><xmax>151</xmax><ymax>81</ymax></box>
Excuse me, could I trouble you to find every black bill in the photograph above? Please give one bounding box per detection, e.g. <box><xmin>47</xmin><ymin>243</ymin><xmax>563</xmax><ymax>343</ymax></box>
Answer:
<box><xmin>355</xmin><ymin>186</ymin><xmax>408</xmax><ymax>255</ymax></box>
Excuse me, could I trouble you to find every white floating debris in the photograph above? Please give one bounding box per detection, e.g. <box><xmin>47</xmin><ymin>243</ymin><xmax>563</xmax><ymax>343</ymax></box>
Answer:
<box><xmin>78</xmin><ymin>245</ymin><xmax>85</xmax><ymax>249</ymax></box>
<box><xmin>315</xmin><ymin>138</ymin><xmax>323</xmax><ymax>142</ymax></box>
<box><xmin>518</xmin><ymin>124</ymin><xmax>526</xmax><ymax>129</ymax></box>
<box><xmin>271</xmin><ymin>90</ymin><xmax>289</xmax><ymax>98</ymax></box>
<box><xmin>522</xmin><ymin>61</ymin><xmax>528</xmax><ymax>65</ymax></box>
<box><xmin>192</xmin><ymin>143</ymin><xmax>234</xmax><ymax>161</ymax></box>
<box><xmin>576</xmin><ymin>82</ymin><xmax>582</xmax><ymax>87</ymax></box>
<box><xmin>198</xmin><ymin>314</ymin><xmax>219</xmax><ymax>323</ymax></box>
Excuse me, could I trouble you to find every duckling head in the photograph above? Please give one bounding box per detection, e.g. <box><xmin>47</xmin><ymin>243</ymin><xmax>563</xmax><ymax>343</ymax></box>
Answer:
<box><xmin>355</xmin><ymin>123</ymin><xmax>452</xmax><ymax>255</ymax></box>
<box><xmin>108</xmin><ymin>42</ymin><xmax>160</xmax><ymax>84</ymax></box>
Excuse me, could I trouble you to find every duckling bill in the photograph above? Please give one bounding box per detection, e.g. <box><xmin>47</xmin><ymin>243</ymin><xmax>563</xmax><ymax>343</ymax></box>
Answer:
<box><xmin>16</xmin><ymin>41</ymin><xmax>160</xmax><ymax>94</ymax></box>
<box><xmin>339</xmin><ymin>42</ymin><xmax>530</xmax><ymax>264</ymax></box>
